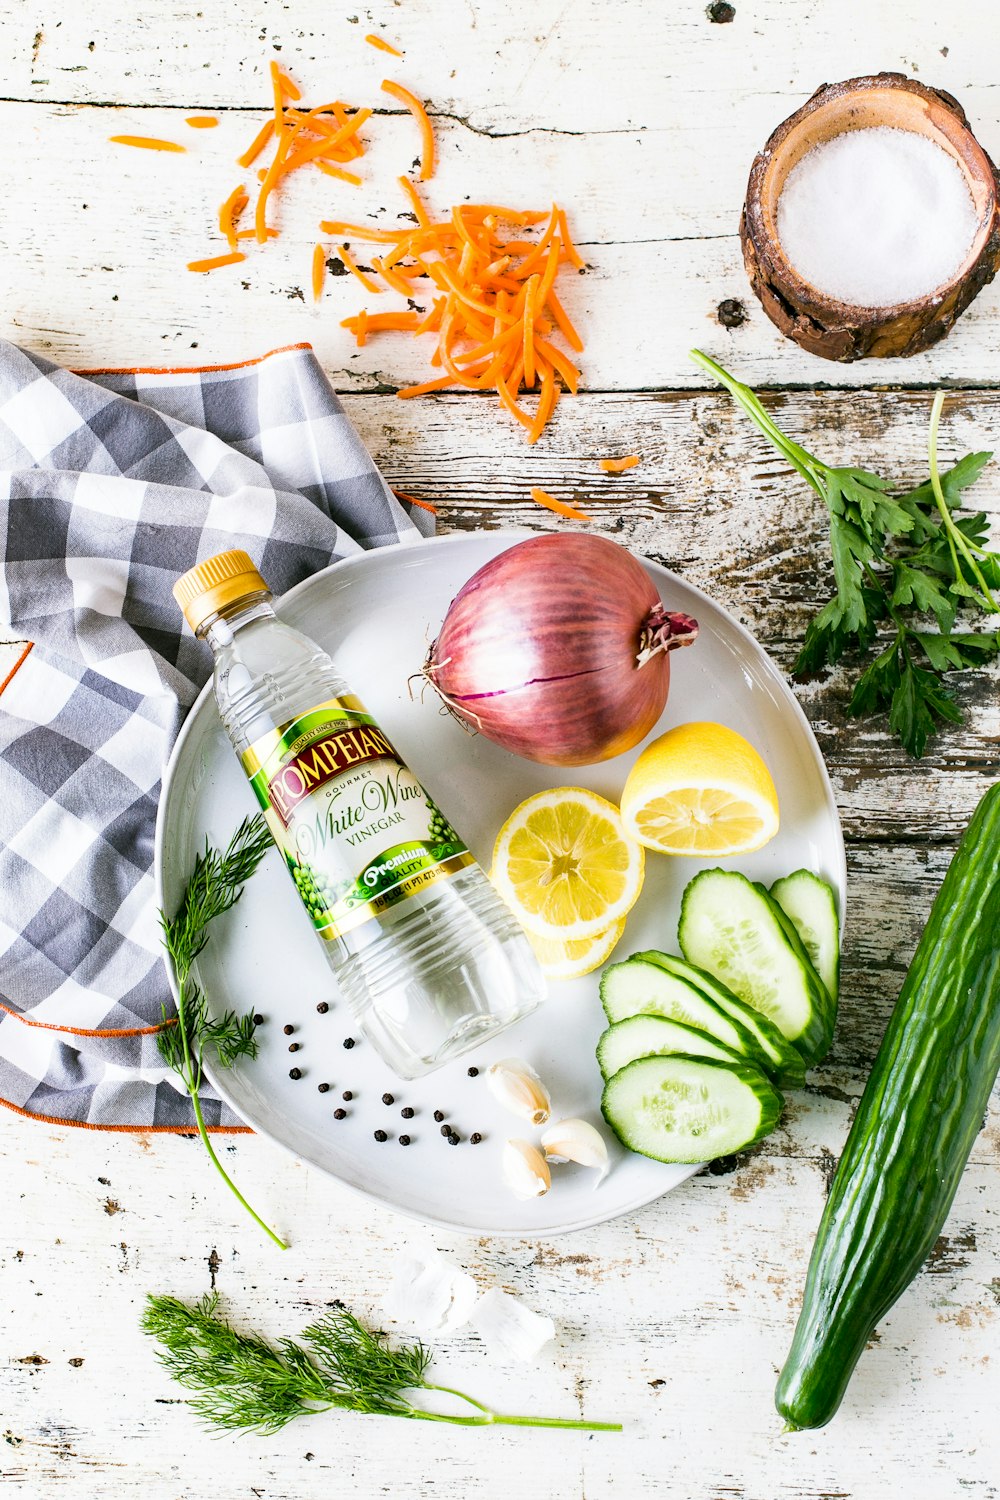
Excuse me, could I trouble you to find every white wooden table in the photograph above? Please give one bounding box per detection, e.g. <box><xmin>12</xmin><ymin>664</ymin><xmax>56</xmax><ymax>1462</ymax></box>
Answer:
<box><xmin>2</xmin><ymin>3</ymin><xmax>999</xmax><ymax>1496</ymax></box>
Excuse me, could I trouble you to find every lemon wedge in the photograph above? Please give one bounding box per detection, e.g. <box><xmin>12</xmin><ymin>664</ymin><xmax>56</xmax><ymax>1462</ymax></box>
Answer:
<box><xmin>491</xmin><ymin>788</ymin><xmax>644</xmax><ymax>942</ymax></box>
<box><xmin>620</xmin><ymin>722</ymin><xmax>779</xmax><ymax>856</ymax></box>
<box><xmin>526</xmin><ymin>917</ymin><xmax>627</xmax><ymax>980</ymax></box>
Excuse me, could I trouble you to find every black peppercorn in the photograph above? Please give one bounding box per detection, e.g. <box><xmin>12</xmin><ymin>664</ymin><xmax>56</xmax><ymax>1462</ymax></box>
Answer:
<box><xmin>283</xmin><ymin>1024</ymin><xmax>294</xmax><ymax>1035</ymax></box>
<box><xmin>253</xmin><ymin>1013</ymin><xmax>264</xmax><ymax>1026</ymax></box>
<box><xmin>316</xmin><ymin>1001</ymin><xmax>329</xmax><ymax>1014</ymax></box>
<box><xmin>401</xmin><ymin>1106</ymin><xmax>414</xmax><ymax>1119</ymax></box>
<box><xmin>333</xmin><ymin>1107</ymin><xmax>346</xmax><ymax>1120</ymax></box>
<box><xmin>470</xmin><ymin>1132</ymin><xmax>483</xmax><ymax>1144</ymax></box>
<box><xmin>289</xmin><ymin>1067</ymin><xmax>302</xmax><ymax>1080</ymax></box>
<box><xmin>433</xmin><ymin>1110</ymin><xmax>444</xmax><ymax>1122</ymax></box>
<box><xmin>318</xmin><ymin>1082</ymin><xmax>330</xmax><ymax>1094</ymax></box>
<box><xmin>342</xmin><ymin>1090</ymin><xmax>353</xmax><ymax>1101</ymax></box>
<box><xmin>399</xmin><ymin>1134</ymin><xmax>411</xmax><ymax>1146</ymax></box>
<box><xmin>467</xmin><ymin>1066</ymin><xmax>479</xmax><ymax>1077</ymax></box>
<box><xmin>343</xmin><ymin>1037</ymin><xmax>355</xmax><ymax>1049</ymax></box>
<box><xmin>440</xmin><ymin>1124</ymin><xmax>451</xmax><ymax>1137</ymax></box>
<box><xmin>448</xmin><ymin>1132</ymin><xmax>460</xmax><ymax>1145</ymax></box>
<box><xmin>382</xmin><ymin>1092</ymin><xmax>394</xmax><ymax>1106</ymax></box>
<box><xmin>288</xmin><ymin>1042</ymin><xmax>300</xmax><ymax>1053</ymax></box>
<box><xmin>374</xmin><ymin>1129</ymin><xmax>388</xmax><ymax>1142</ymax></box>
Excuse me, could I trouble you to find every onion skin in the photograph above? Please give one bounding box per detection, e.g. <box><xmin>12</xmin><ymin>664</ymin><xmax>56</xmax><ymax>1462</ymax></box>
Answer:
<box><xmin>425</xmin><ymin>534</ymin><xmax>698</xmax><ymax>766</ymax></box>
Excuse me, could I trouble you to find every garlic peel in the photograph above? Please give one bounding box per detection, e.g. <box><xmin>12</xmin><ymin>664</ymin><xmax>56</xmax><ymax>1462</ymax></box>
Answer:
<box><xmin>486</xmin><ymin>1057</ymin><xmax>551</xmax><ymax>1125</ymax></box>
<box><xmin>540</xmin><ymin>1117</ymin><xmax>610</xmax><ymax>1187</ymax></box>
<box><xmin>502</xmin><ymin>1137</ymin><xmax>551</xmax><ymax>1199</ymax></box>
<box><xmin>382</xmin><ymin>1243</ymin><xmax>479</xmax><ymax>1335</ymax></box>
<box><xmin>469</xmin><ymin>1288</ymin><xmax>555</xmax><ymax>1363</ymax></box>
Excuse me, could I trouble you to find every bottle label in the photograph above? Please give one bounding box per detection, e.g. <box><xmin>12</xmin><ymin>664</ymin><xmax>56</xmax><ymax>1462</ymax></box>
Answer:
<box><xmin>241</xmin><ymin>695</ymin><xmax>474</xmax><ymax>940</ymax></box>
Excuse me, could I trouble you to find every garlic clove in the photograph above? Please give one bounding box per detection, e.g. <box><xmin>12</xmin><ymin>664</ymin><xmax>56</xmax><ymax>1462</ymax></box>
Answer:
<box><xmin>486</xmin><ymin>1057</ymin><xmax>551</xmax><ymax>1125</ymax></box>
<box><xmin>540</xmin><ymin>1117</ymin><xmax>610</xmax><ymax>1187</ymax></box>
<box><xmin>502</xmin><ymin>1138</ymin><xmax>552</xmax><ymax>1200</ymax></box>
<box><xmin>469</xmin><ymin>1287</ymin><xmax>555</xmax><ymax>1363</ymax></box>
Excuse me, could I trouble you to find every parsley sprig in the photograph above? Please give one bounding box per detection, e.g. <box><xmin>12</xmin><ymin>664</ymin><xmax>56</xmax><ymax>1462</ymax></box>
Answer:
<box><xmin>143</xmin><ymin>1293</ymin><xmax>621</xmax><ymax>1434</ymax></box>
<box><xmin>158</xmin><ymin>816</ymin><xmax>286</xmax><ymax>1249</ymax></box>
<box><xmin>691</xmin><ymin>351</ymin><xmax>1000</xmax><ymax>756</ymax></box>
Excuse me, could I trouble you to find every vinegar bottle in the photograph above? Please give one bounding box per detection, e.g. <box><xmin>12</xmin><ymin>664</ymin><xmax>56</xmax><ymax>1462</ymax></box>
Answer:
<box><xmin>173</xmin><ymin>550</ymin><xmax>546</xmax><ymax>1078</ymax></box>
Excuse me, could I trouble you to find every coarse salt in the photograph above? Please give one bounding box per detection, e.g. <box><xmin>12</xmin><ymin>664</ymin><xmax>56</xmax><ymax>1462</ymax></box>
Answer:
<box><xmin>776</xmin><ymin>126</ymin><xmax>979</xmax><ymax>308</ymax></box>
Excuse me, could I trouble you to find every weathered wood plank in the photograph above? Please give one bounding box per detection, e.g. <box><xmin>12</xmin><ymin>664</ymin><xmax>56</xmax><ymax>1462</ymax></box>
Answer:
<box><xmin>3</xmin><ymin>84</ymin><xmax>1000</xmax><ymax>386</ymax></box>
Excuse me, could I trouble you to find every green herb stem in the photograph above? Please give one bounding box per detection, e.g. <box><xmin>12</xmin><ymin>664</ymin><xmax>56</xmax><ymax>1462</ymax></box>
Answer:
<box><xmin>928</xmin><ymin>391</ymin><xmax>998</xmax><ymax>612</ymax></box>
<box><xmin>158</xmin><ymin>816</ymin><xmax>286</xmax><ymax>1249</ymax></box>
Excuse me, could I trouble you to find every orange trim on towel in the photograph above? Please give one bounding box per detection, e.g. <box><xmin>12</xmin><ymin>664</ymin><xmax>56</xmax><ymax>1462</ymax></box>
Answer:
<box><xmin>0</xmin><ymin>641</ymin><xmax>33</xmax><ymax>697</ymax></box>
<box><xmin>0</xmin><ymin>1000</ymin><xmax>176</xmax><ymax>1039</ymax></box>
<box><xmin>71</xmin><ymin>341</ymin><xmax>314</xmax><ymax>377</ymax></box>
<box><xmin>0</xmin><ymin>1092</ymin><xmax>253</xmax><ymax>1133</ymax></box>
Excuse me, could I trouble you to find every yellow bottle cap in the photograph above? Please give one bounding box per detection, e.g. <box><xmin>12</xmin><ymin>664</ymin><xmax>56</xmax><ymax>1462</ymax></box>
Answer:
<box><xmin>173</xmin><ymin>549</ymin><xmax>269</xmax><ymax>634</ymax></box>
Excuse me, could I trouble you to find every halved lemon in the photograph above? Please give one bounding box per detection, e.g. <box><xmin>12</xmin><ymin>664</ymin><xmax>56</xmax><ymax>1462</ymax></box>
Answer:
<box><xmin>620</xmin><ymin>722</ymin><xmax>779</xmax><ymax>857</ymax></box>
<box><xmin>491</xmin><ymin>788</ymin><xmax>644</xmax><ymax>942</ymax></box>
<box><xmin>526</xmin><ymin>917</ymin><xmax>627</xmax><ymax>980</ymax></box>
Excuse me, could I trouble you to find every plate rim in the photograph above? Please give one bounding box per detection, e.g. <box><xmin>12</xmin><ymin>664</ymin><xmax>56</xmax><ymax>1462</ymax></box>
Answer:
<box><xmin>155</xmin><ymin>529</ymin><xmax>846</xmax><ymax>1238</ymax></box>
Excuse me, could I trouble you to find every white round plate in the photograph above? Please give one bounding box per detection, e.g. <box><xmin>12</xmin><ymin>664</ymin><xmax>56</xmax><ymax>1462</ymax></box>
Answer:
<box><xmin>156</xmin><ymin>531</ymin><xmax>845</xmax><ymax>1238</ymax></box>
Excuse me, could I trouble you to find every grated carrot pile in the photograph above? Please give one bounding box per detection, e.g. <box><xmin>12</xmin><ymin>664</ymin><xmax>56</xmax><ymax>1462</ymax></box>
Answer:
<box><xmin>141</xmin><ymin>54</ymin><xmax>585</xmax><ymax>444</ymax></box>
<box><xmin>599</xmin><ymin>454</ymin><xmax>640</xmax><ymax>472</ymax></box>
<box><xmin>190</xmin><ymin>61</ymin><xmax>370</xmax><ymax>273</ymax></box>
<box><xmin>332</xmin><ymin>180</ymin><xmax>584</xmax><ymax>444</ymax></box>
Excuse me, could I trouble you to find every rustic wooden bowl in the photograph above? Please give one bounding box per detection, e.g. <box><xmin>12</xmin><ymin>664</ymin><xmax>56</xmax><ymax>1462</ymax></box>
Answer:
<box><xmin>741</xmin><ymin>73</ymin><xmax>1000</xmax><ymax>361</ymax></box>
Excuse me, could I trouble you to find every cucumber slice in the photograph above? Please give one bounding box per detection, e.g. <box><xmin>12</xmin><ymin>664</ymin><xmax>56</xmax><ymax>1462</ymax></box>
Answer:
<box><xmin>597</xmin><ymin>1015</ymin><xmax>745</xmax><ymax>1079</ymax></box>
<box><xmin>770</xmin><ymin>869</ymin><xmax>840</xmax><ymax>1002</ymax></box>
<box><xmin>678</xmin><ymin>869</ymin><xmax>833</xmax><ymax>1064</ymax></box>
<box><xmin>632</xmin><ymin>949</ymin><xmax>806</xmax><ymax>1084</ymax></box>
<box><xmin>599</xmin><ymin>958</ymin><xmax>774</xmax><ymax>1073</ymax></box>
<box><xmin>601</xmin><ymin>1054</ymin><xmax>783</xmax><ymax>1164</ymax></box>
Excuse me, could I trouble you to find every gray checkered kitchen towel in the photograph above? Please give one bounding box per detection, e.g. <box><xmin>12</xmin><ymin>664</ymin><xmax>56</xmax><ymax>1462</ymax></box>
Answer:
<box><xmin>0</xmin><ymin>338</ymin><xmax>432</xmax><ymax>1131</ymax></box>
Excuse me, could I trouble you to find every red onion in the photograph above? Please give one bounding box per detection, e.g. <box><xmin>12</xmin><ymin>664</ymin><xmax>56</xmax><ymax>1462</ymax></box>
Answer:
<box><xmin>423</xmin><ymin>534</ymin><xmax>698</xmax><ymax>766</ymax></box>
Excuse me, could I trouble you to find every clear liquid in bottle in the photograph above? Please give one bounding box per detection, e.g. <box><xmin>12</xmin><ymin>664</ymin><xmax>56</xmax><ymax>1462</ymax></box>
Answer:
<box><xmin>173</xmin><ymin>550</ymin><xmax>546</xmax><ymax>1078</ymax></box>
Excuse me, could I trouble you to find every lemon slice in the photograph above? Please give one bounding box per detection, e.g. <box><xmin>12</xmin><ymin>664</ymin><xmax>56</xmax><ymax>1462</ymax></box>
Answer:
<box><xmin>526</xmin><ymin>917</ymin><xmax>627</xmax><ymax>980</ymax></box>
<box><xmin>620</xmin><ymin>722</ymin><xmax>779</xmax><ymax>856</ymax></box>
<box><xmin>491</xmin><ymin>788</ymin><xmax>644</xmax><ymax>941</ymax></box>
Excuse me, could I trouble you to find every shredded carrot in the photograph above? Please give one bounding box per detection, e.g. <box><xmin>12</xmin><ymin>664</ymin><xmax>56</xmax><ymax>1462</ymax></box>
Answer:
<box><xmin>187</xmin><ymin>251</ymin><xmax>247</xmax><ymax>272</ymax></box>
<box><xmin>334</xmin><ymin>244</ymin><xmax>383</xmax><ymax>294</ymax></box>
<box><xmin>398</xmin><ymin>175</ymin><xmax>431</xmax><ymax>228</ymax></box>
<box><xmin>397</xmin><ymin>375</ymin><xmax>455</xmax><ymax>398</ymax></box>
<box><xmin>341</xmin><ymin>312</ymin><xmax>421</xmax><ymax>334</ymax></box>
<box><xmin>218</xmin><ymin>185</ymin><xmax>249</xmax><ymax>251</ymax></box>
<box><xmin>186</xmin><ymin>115</ymin><xmax>219</xmax><ymax>128</ymax></box>
<box><xmin>312</xmin><ymin>243</ymin><xmax>327</xmax><ymax>303</ymax></box>
<box><xmin>109</xmin><ymin>135</ymin><xmax>186</xmax><ymax>152</ymax></box>
<box><xmin>381</xmin><ymin>79</ymin><xmax>436</xmax><ymax>181</ymax></box>
<box><xmin>235</xmin><ymin>227</ymin><xmax>279</xmax><ymax>240</ymax></box>
<box><xmin>317</xmin><ymin>162</ymin><xmax>363</xmax><ymax>185</ymax></box>
<box><xmin>270</xmin><ymin>60</ymin><xmax>301</xmax><ymax>103</ymax></box>
<box><xmin>530</xmin><ymin>487</ymin><xmax>590</xmax><ymax>522</ymax></box>
<box><xmin>236</xmin><ymin>118</ymin><xmax>275</xmax><ymax>168</ymax></box>
<box><xmin>600</xmin><ymin>455</ymin><xmax>640</xmax><ymax>473</ymax></box>
<box><xmin>366</xmin><ymin>34</ymin><xmax>404</xmax><ymax>57</ymax></box>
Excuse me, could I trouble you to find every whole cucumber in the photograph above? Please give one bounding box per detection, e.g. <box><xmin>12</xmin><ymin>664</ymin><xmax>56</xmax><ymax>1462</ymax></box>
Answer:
<box><xmin>775</xmin><ymin>781</ymin><xmax>1000</xmax><ymax>1429</ymax></box>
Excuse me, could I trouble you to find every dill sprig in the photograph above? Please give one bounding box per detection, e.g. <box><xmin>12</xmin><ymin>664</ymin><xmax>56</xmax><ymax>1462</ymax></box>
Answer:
<box><xmin>691</xmin><ymin>350</ymin><xmax>1000</xmax><ymax>757</ymax></box>
<box><xmin>142</xmin><ymin>1293</ymin><xmax>622</xmax><ymax>1435</ymax></box>
<box><xmin>157</xmin><ymin>816</ymin><xmax>286</xmax><ymax>1249</ymax></box>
